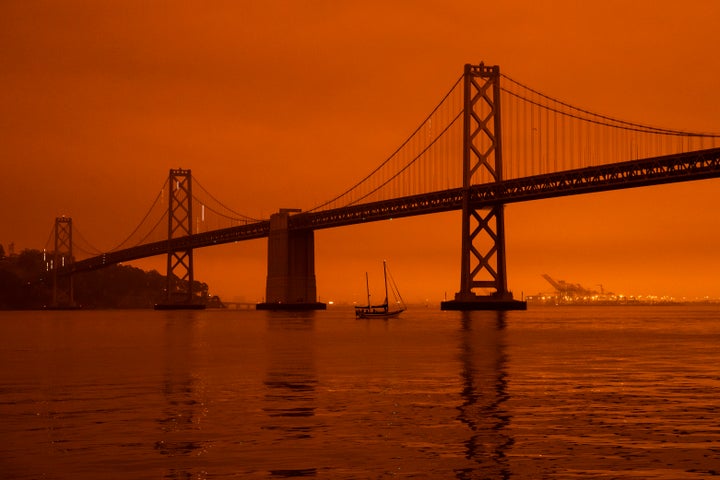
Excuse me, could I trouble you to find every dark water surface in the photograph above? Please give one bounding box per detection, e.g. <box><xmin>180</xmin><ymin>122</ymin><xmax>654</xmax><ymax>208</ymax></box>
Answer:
<box><xmin>1</xmin><ymin>306</ymin><xmax>719</xmax><ymax>479</ymax></box>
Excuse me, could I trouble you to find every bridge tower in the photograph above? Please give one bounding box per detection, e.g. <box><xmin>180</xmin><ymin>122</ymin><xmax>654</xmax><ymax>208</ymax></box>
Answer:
<box><xmin>441</xmin><ymin>63</ymin><xmax>526</xmax><ymax>311</ymax></box>
<box><xmin>51</xmin><ymin>216</ymin><xmax>75</xmax><ymax>308</ymax></box>
<box><xmin>157</xmin><ymin>168</ymin><xmax>201</xmax><ymax>308</ymax></box>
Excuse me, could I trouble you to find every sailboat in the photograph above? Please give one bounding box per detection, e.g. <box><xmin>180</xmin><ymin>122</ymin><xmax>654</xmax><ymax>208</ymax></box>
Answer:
<box><xmin>355</xmin><ymin>261</ymin><xmax>406</xmax><ymax>319</ymax></box>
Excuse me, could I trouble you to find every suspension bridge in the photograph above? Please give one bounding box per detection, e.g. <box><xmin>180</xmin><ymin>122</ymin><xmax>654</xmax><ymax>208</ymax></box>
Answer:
<box><xmin>44</xmin><ymin>63</ymin><xmax>720</xmax><ymax>310</ymax></box>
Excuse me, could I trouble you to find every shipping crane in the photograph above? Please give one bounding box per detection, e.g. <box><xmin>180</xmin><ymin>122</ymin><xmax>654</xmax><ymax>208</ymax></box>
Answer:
<box><xmin>541</xmin><ymin>274</ymin><xmax>599</xmax><ymax>296</ymax></box>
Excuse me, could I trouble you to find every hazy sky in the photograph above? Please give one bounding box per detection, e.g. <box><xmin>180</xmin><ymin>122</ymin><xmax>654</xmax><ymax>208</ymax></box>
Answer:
<box><xmin>2</xmin><ymin>0</ymin><xmax>720</xmax><ymax>303</ymax></box>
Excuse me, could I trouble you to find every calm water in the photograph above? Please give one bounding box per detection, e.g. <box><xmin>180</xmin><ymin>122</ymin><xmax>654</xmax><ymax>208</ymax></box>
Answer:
<box><xmin>1</xmin><ymin>306</ymin><xmax>719</xmax><ymax>479</ymax></box>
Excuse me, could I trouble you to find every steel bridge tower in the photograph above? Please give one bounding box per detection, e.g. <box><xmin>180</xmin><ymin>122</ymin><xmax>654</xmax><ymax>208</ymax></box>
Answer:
<box><xmin>157</xmin><ymin>168</ymin><xmax>201</xmax><ymax>308</ymax></box>
<box><xmin>441</xmin><ymin>63</ymin><xmax>526</xmax><ymax>310</ymax></box>
<box><xmin>51</xmin><ymin>216</ymin><xmax>75</xmax><ymax>308</ymax></box>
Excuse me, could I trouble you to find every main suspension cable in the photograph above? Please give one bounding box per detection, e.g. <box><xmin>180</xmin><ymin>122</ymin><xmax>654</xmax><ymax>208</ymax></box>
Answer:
<box><xmin>72</xmin><ymin>223</ymin><xmax>104</xmax><ymax>255</ymax></box>
<box><xmin>106</xmin><ymin>180</ymin><xmax>166</xmax><ymax>252</ymax></box>
<box><xmin>501</xmin><ymin>73</ymin><xmax>720</xmax><ymax>137</ymax></box>
<box><xmin>192</xmin><ymin>176</ymin><xmax>260</xmax><ymax>222</ymax></box>
<box><xmin>346</xmin><ymin>109</ymin><xmax>463</xmax><ymax>207</ymax></box>
<box><xmin>307</xmin><ymin>73</ymin><xmax>464</xmax><ymax>212</ymax></box>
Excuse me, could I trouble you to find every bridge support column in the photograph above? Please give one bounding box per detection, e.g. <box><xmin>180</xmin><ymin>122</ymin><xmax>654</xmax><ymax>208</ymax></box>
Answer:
<box><xmin>155</xmin><ymin>168</ymin><xmax>204</xmax><ymax>309</ymax></box>
<box><xmin>257</xmin><ymin>209</ymin><xmax>326</xmax><ymax>311</ymax></box>
<box><xmin>51</xmin><ymin>216</ymin><xmax>76</xmax><ymax>308</ymax></box>
<box><xmin>441</xmin><ymin>63</ymin><xmax>526</xmax><ymax>311</ymax></box>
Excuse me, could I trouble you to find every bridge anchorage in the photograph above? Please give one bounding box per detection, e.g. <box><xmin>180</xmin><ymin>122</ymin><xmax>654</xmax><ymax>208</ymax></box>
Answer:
<box><xmin>257</xmin><ymin>208</ymin><xmax>326</xmax><ymax>311</ymax></box>
<box><xmin>441</xmin><ymin>64</ymin><xmax>526</xmax><ymax>310</ymax></box>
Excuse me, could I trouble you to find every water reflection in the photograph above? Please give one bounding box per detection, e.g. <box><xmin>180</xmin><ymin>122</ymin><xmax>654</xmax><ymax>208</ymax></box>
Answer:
<box><xmin>263</xmin><ymin>313</ymin><xmax>319</xmax><ymax>477</ymax></box>
<box><xmin>156</xmin><ymin>312</ymin><xmax>208</xmax><ymax>478</ymax></box>
<box><xmin>455</xmin><ymin>311</ymin><xmax>513</xmax><ymax>479</ymax></box>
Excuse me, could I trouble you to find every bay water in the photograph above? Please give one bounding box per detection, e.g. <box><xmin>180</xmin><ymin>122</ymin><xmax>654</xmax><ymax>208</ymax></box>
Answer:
<box><xmin>1</xmin><ymin>305</ymin><xmax>719</xmax><ymax>478</ymax></box>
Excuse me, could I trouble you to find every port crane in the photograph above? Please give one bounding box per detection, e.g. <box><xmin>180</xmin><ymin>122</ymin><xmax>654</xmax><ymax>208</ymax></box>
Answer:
<box><xmin>541</xmin><ymin>274</ymin><xmax>601</xmax><ymax>296</ymax></box>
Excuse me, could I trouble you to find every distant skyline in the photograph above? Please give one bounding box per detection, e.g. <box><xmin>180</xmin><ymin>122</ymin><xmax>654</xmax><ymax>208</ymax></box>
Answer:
<box><xmin>2</xmin><ymin>1</ymin><xmax>720</xmax><ymax>303</ymax></box>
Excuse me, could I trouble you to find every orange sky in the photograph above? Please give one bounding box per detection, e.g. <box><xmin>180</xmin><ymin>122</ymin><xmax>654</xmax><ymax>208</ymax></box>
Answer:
<box><xmin>2</xmin><ymin>1</ymin><xmax>720</xmax><ymax>303</ymax></box>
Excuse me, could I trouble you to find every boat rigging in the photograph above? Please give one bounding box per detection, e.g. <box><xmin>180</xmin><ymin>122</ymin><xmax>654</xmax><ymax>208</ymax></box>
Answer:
<box><xmin>355</xmin><ymin>260</ymin><xmax>406</xmax><ymax>319</ymax></box>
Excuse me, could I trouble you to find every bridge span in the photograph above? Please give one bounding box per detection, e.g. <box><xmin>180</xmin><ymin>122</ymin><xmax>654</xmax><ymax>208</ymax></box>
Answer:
<box><xmin>68</xmin><ymin>147</ymin><xmax>720</xmax><ymax>271</ymax></box>
<box><xmin>45</xmin><ymin>63</ymin><xmax>720</xmax><ymax>310</ymax></box>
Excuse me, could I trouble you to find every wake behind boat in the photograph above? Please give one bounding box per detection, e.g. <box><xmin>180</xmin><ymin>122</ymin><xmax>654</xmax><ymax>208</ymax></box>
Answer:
<box><xmin>355</xmin><ymin>261</ymin><xmax>406</xmax><ymax>319</ymax></box>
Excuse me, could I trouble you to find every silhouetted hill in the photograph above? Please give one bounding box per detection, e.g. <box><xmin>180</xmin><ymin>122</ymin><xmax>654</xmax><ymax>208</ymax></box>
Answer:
<box><xmin>0</xmin><ymin>249</ymin><xmax>209</xmax><ymax>309</ymax></box>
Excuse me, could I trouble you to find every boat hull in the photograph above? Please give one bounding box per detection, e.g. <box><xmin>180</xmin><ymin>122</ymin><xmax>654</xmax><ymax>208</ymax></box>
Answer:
<box><xmin>355</xmin><ymin>308</ymin><xmax>405</xmax><ymax>319</ymax></box>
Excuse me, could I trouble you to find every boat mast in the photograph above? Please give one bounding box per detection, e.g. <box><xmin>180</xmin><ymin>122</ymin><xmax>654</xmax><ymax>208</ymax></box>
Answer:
<box><xmin>383</xmin><ymin>260</ymin><xmax>389</xmax><ymax>306</ymax></box>
<box><xmin>365</xmin><ymin>272</ymin><xmax>370</xmax><ymax>307</ymax></box>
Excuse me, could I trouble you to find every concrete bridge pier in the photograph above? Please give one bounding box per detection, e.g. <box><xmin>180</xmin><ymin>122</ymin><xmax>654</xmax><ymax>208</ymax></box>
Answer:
<box><xmin>257</xmin><ymin>209</ymin><xmax>326</xmax><ymax>311</ymax></box>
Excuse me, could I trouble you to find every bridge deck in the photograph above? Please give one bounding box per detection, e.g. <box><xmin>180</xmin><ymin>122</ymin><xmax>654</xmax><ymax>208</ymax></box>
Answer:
<box><xmin>293</xmin><ymin>147</ymin><xmax>720</xmax><ymax>229</ymax></box>
<box><xmin>68</xmin><ymin>147</ymin><xmax>720</xmax><ymax>274</ymax></box>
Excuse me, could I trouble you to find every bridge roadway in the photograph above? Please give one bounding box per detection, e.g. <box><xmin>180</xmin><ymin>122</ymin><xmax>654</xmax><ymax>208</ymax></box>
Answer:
<box><xmin>69</xmin><ymin>147</ymin><xmax>720</xmax><ymax>274</ymax></box>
